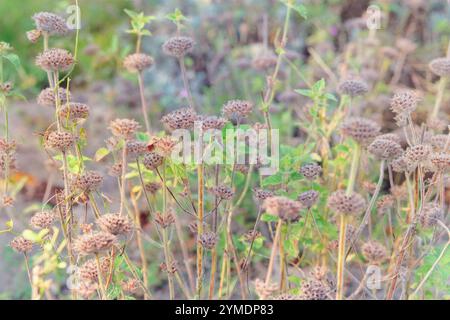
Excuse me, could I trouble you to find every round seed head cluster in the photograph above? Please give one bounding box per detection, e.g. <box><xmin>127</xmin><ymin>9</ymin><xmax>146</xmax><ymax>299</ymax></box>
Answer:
<box><xmin>338</xmin><ymin>78</ymin><xmax>369</xmax><ymax>97</ymax></box>
<box><xmin>299</xmin><ymin>163</ymin><xmax>322</xmax><ymax>180</ymax></box>
<box><xmin>254</xmin><ymin>278</ymin><xmax>278</xmax><ymax>299</ymax></box>
<box><xmin>121</xmin><ymin>278</ymin><xmax>140</xmax><ymax>294</ymax></box>
<box><xmin>377</xmin><ymin>133</ymin><xmax>401</xmax><ymax>144</ymax></box>
<box><xmin>71</xmin><ymin>171</ymin><xmax>103</xmax><ymax>193</ymax></box>
<box><xmin>36</xmin><ymin>48</ymin><xmax>74</xmax><ymax>72</ymax></box>
<box><xmin>161</xmin><ymin>108</ymin><xmax>197</xmax><ymax>131</ymax></box>
<box><xmin>390</xmin><ymin>90</ymin><xmax>419</xmax><ymax>115</ymax></box>
<box><xmin>26</xmin><ymin>29</ymin><xmax>42</xmax><ymax>43</ymax></box>
<box><xmin>109</xmin><ymin>118</ymin><xmax>140</xmax><ymax>139</ymax></box>
<box><xmin>198</xmin><ymin>231</ymin><xmax>218</xmax><ymax>250</ymax></box>
<box><xmin>212</xmin><ymin>185</ymin><xmax>234</xmax><ymax>200</ymax></box>
<box><xmin>376</xmin><ymin>195</ymin><xmax>395</xmax><ymax>215</ymax></box>
<box><xmin>362</xmin><ymin>240</ymin><xmax>388</xmax><ymax>264</ymax></box>
<box><xmin>78</xmin><ymin>257</ymin><xmax>111</xmax><ymax>282</ymax></box>
<box><xmin>60</xmin><ymin>102</ymin><xmax>89</xmax><ymax>120</ymax></box>
<box><xmin>108</xmin><ymin>163</ymin><xmax>122</xmax><ymax>177</ymax></box>
<box><xmin>155</xmin><ymin>211</ymin><xmax>176</xmax><ymax>229</ymax></box>
<box><xmin>297</xmin><ymin>190</ymin><xmax>320</xmax><ymax>208</ymax></box>
<box><xmin>253</xmin><ymin>188</ymin><xmax>274</xmax><ymax>201</ymax></box>
<box><xmin>222</xmin><ymin>100</ymin><xmax>253</xmax><ymax>120</ymax></box>
<box><xmin>419</xmin><ymin>203</ymin><xmax>443</xmax><ymax>228</ymax></box>
<box><xmin>299</xmin><ymin>279</ymin><xmax>330</xmax><ymax>300</ymax></box>
<box><xmin>45</xmin><ymin>131</ymin><xmax>75</xmax><ymax>151</ymax></box>
<box><xmin>77</xmin><ymin>280</ymin><xmax>98</xmax><ymax>299</ymax></box>
<box><xmin>123</xmin><ymin>53</ymin><xmax>154</xmax><ymax>73</ymax></box>
<box><xmin>32</xmin><ymin>12</ymin><xmax>69</xmax><ymax>35</ymax></box>
<box><xmin>405</xmin><ymin>144</ymin><xmax>432</xmax><ymax>163</ymax></box>
<box><xmin>30</xmin><ymin>211</ymin><xmax>55</xmax><ymax>229</ymax></box>
<box><xmin>243</xmin><ymin>230</ymin><xmax>261</xmax><ymax>243</ymax></box>
<box><xmin>10</xmin><ymin>236</ymin><xmax>33</xmax><ymax>254</ymax></box>
<box><xmin>74</xmin><ymin>231</ymin><xmax>116</xmax><ymax>256</ymax></box>
<box><xmin>37</xmin><ymin>87</ymin><xmax>70</xmax><ymax>107</ymax></box>
<box><xmin>162</xmin><ymin>36</ymin><xmax>194</xmax><ymax>58</ymax></box>
<box><xmin>126</xmin><ymin>140</ymin><xmax>147</xmax><ymax>158</ymax></box>
<box><xmin>196</xmin><ymin>115</ymin><xmax>227</xmax><ymax>131</ymax></box>
<box><xmin>143</xmin><ymin>152</ymin><xmax>164</xmax><ymax>170</ymax></box>
<box><xmin>263</xmin><ymin>196</ymin><xmax>303</xmax><ymax>223</ymax></box>
<box><xmin>153</xmin><ymin>136</ymin><xmax>177</xmax><ymax>157</ymax></box>
<box><xmin>328</xmin><ymin>190</ymin><xmax>366</xmax><ymax>216</ymax></box>
<box><xmin>429</xmin><ymin>57</ymin><xmax>450</xmax><ymax>77</ymax></box>
<box><xmin>430</xmin><ymin>152</ymin><xmax>450</xmax><ymax>171</ymax></box>
<box><xmin>97</xmin><ymin>213</ymin><xmax>132</xmax><ymax>235</ymax></box>
<box><xmin>368</xmin><ymin>138</ymin><xmax>403</xmax><ymax>160</ymax></box>
<box><xmin>430</xmin><ymin>134</ymin><xmax>450</xmax><ymax>152</ymax></box>
<box><xmin>144</xmin><ymin>182</ymin><xmax>161</xmax><ymax>195</ymax></box>
<box><xmin>272</xmin><ymin>293</ymin><xmax>299</xmax><ymax>300</ymax></box>
<box><xmin>341</xmin><ymin>117</ymin><xmax>380</xmax><ymax>144</ymax></box>
<box><xmin>391</xmin><ymin>155</ymin><xmax>415</xmax><ymax>173</ymax></box>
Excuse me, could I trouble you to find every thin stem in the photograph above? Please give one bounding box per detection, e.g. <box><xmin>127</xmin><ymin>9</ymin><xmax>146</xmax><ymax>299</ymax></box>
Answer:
<box><xmin>119</xmin><ymin>142</ymin><xmax>127</xmax><ymax>215</ymax></box>
<box><xmin>196</xmin><ymin>163</ymin><xmax>204</xmax><ymax>299</ymax></box>
<box><xmin>178</xmin><ymin>58</ymin><xmax>196</xmax><ymax>111</ymax></box>
<box><xmin>431</xmin><ymin>77</ymin><xmax>447</xmax><ymax>119</ymax></box>
<box><xmin>137</xmin><ymin>72</ymin><xmax>151</xmax><ymax>133</ymax></box>
<box><xmin>264</xmin><ymin>219</ymin><xmax>283</xmax><ymax>296</ymax></box>
<box><xmin>95</xmin><ymin>254</ymin><xmax>108</xmax><ymax>300</ymax></box>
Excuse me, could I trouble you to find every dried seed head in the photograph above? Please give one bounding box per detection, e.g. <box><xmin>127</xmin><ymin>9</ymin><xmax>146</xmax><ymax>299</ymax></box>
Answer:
<box><xmin>254</xmin><ymin>278</ymin><xmax>278</xmax><ymax>299</ymax></box>
<box><xmin>32</xmin><ymin>12</ymin><xmax>69</xmax><ymax>36</ymax></box>
<box><xmin>297</xmin><ymin>190</ymin><xmax>320</xmax><ymax>209</ymax></box>
<box><xmin>363</xmin><ymin>181</ymin><xmax>377</xmax><ymax>194</ymax></box>
<box><xmin>341</xmin><ymin>117</ymin><xmax>380</xmax><ymax>144</ymax></box>
<box><xmin>212</xmin><ymin>185</ymin><xmax>234</xmax><ymax>200</ymax></box>
<box><xmin>26</xmin><ymin>29</ymin><xmax>42</xmax><ymax>43</ymax></box>
<box><xmin>109</xmin><ymin>118</ymin><xmax>140</xmax><ymax>139</ymax></box>
<box><xmin>153</xmin><ymin>136</ymin><xmax>177</xmax><ymax>157</ymax></box>
<box><xmin>299</xmin><ymin>163</ymin><xmax>322</xmax><ymax>180</ymax></box>
<box><xmin>10</xmin><ymin>236</ymin><xmax>33</xmax><ymax>254</ymax></box>
<box><xmin>155</xmin><ymin>211</ymin><xmax>176</xmax><ymax>229</ymax></box>
<box><xmin>310</xmin><ymin>266</ymin><xmax>329</xmax><ymax>281</ymax></box>
<box><xmin>45</xmin><ymin>131</ymin><xmax>75</xmax><ymax>151</ymax></box>
<box><xmin>37</xmin><ymin>87</ymin><xmax>70</xmax><ymax>107</ymax></box>
<box><xmin>78</xmin><ymin>257</ymin><xmax>111</xmax><ymax>282</ymax></box>
<box><xmin>160</xmin><ymin>261</ymin><xmax>178</xmax><ymax>274</ymax></box>
<box><xmin>161</xmin><ymin>107</ymin><xmax>197</xmax><ymax>131</ymax></box>
<box><xmin>36</xmin><ymin>48</ymin><xmax>74</xmax><ymax>72</ymax></box>
<box><xmin>362</xmin><ymin>240</ymin><xmax>387</xmax><ymax>264</ymax></box>
<box><xmin>198</xmin><ymin>231</ymin><xmax>218</xmax><ymax>250</ymax></box>
<box><xmin>253</xmin><ymin>188</ymin><xmax>274</xmax><ymax>202</ymax></box>
<box><xmin>77</xmin><ymin>280</ymin><xmax>98</xmax><ymax>299</ymax></box>
<box><xmin>338</xmin><ymin>78</ymin><xmax>369</xmax><ymax>97</ymax></box>
<box><xmin>368</xmin><ymin>138</ymin><xmax>403</xmax><ymax>160</ymax></box>
<box><xmin>263</xmin><ymin>196</ymin><xmax>303</xmax><ymax>223</ymax></box>
<box><xmin>299</xmin><ymin>279</ymin><xmax>330</xmax><ymax>300</ymax></box>
<box><xmin>427</xmin><ymin>117</ymin><xmax>448</xmax><ymax>133</ymax></box>
<box><xmin>108</xmin><ymin>163</ymin><xmax>122</xmax><ymax>177</ymax></box>
<box><xmin>97</xmin><ymin>213</ymin><xmax>132</xmax><ymax>236</ymax></box>
<box><xmin>30</xmin><ymin>211</ymin><xmax>55</xmax><ymax>229</ymax></box>
<box><xmin>243</xmin><ymin>230</ymin><xmax>261</xmax><ymax>243</ymax></box>
<box><xmin>60</xmin><ymin>102</ymin><xmax>89</xmax><ymax>120</ymax></box>
<box><xmin>162</xmin><ymin>36</ymin><xmax>194</xmax><ymax>58</ymax></box>
<box><xmin>123</xmin><ymin>53</ymin><xmax>154</xmax><ymax>72</ymax></box>
<box><xmin>143</xmin><ymin>152</ymin><xmax>164</xmax><ymax>170</ymax></box>
<box><xmin>252</xmin><ymin>52</ymin><xmax>277</xmax><ymax>71</ymax></box>
<box><xmin>144</xmin><ymin>182</ymin><xmax>161</xmax><ymax>195</ymax></box>
<box><xmin>188</xmin><ymin>221</ymin><xmax>198</xmax><ymax>234</ymax></box>
<box><xmin>390</xmin><ymin>184</ymin><xmax>407</xmax><ymax>200</ymax></box>
<box><xmin>429</xmin><ymin>57</ymin><xmax>450</xmax><ymax>77</ymax></box>
<box><xmin>377</xmin><ymin>133</ymin><xmax>401</xmax><ymax>144</ymax></box>
<box><xmin>430</xmin><ymin>152</ymin><xmax>450</xmax><ymax>171</ymax></box>
<box><xmin>419</xmin><ymin>203</ymin><xmax>443</xmax><ymax>228</ymax></box>
<box><xmin>405</xmin><ymin>144</ymin><xmax>432</xmax><ymax>163</ymax></box>
<box><xmin>390</xmin><ymin>90</ymin><xmax>418</xmax><ymax>115</ymax></box>
<box><xmin>71</xmin><ymin>171</ymin><xmax>103</xmax><ymax>193</ymax></box>
<box><xmin>126</xmin><ymin>140</ymin><xmax>147</xmax><ymax>159</ymax></box>
<box><xmin>196</xmin><ymin>115</ymin><xmax>227</xmax><ymax>131</ymax></box>
<box><xmin>74</xmin><ymin>231</ymin><xmax>116</xmax><ymax>256</ymax></box>
<box><xmin>430</xmin><ymin>134</ymin><xmax>450</xmax><ymax>152</ymax></box>
<box><xmin>272</xmin><ymin>293</ymin><xmax>299</xmax><ymax>300</ymax></box>
<box><xmin>376</xmin><ymin>195</ymin><xmax>395</xmax><ymax>215</ymax></box>
<box><xmin>222</xmin><ymin>100</ymin><xmax>253</xmax><ymax>120</ymax></box>
<box><xmin>391</xmin><ymin>155</ymin><xmax>414</xmax><ymax>173</ymax></box>
<box><xmin>121</xmin><ymin>279</ymin><xmax>140</xmax><ymax>294</ymax></box>
<box><xmin>0</xmin><ymin>152</ymin><xmax>17</xmax><ymax>173</ymax></box>
<box><xmin>328</xmin><ymin>190</ymin><xmax>366</xmax><ymax>216</ymax></box>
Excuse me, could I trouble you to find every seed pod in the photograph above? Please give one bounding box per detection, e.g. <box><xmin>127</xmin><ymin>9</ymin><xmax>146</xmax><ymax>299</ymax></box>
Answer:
<box><xmin>32</xmin><ymin>12</ymin><xmax>69</xmax><ymax>36</ymax></box>
<box><xmin>123</xmin><ymin>53</ymin><xmax>154</xmax><ymax>73</ymax></box>
<box><xmin>328</xmin><ymin>190</ymin><xmax>366</xmax><ymax>216</ymax></box>
<box><xmin>338</xmin><ymin>78</ymin><xmax>369</xmax><ymax>97</ymax></box>
<box><xmin>36</xmin><ymin>48</ymin><xmax>74</xmax><ymax>72</ymax></box>
<box><xmin>74</xmin><ymin>231</ymin><xmax>116</xmax><ymax>256</ymax></box>
<box><xmin>162</xmin><ymin>36</ymin><xmax>194</xmax><ymax>58</ymax></box>
<box><xmin>10</xmin><ymin>236</ymin><xmax>33</xmax><ymax>254</ymax></box>
<box><xmin>97</xmin><ymin>213</ymin><xmax>132</xmax><ymax>236</ymax></box>
<box><xmin>361</xmin><ymin>240</ymin><xmax>387</xmax><ymax>264</ymax></box>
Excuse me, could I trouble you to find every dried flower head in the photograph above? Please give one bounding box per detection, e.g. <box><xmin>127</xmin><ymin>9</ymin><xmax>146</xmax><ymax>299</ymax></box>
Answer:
<box><xmin>299</xmin><ymin>279</ymin><xmax>330</xmax><ymax>300</ymax></box>
<box><xmin>405</xmin><ymin>144</ymin><xmax>432</xmax><ymax>164</ymax></box>
<box><xmin>297</xmin><ymin>190</ymin><xmax>320</xmax><ymax>208</ymax></box>
<box><xmin>160</xmin><ymin>261</ymin><xmax>178</xmax><ymax>274</ymax></box>
<box><xmin>123</xmin><ymin>53</ymin><xmax>154</xmax><ymax>72</ymax></box>
<box><xmin>253</xmin><ymin>188</ymin><xmax>274</xmax><ymax>202</ymax></box>
<box><xmin>143</xmin><ymin>152</ymin><xmax>164</xmax><ymax>170</ymax></box>
<box><xmin>45</xmin><ymin>131</ymin><xmax>75</xmax><ymax>151</ymax></box>
<box><xmin>363</xmin><ymin>181</ymin><xmax>377</xmax><ymax>194</ymax></box>
<box><xmin>32</xmin><ymin>12</ymin><xmax>68</xmax><ymax>35</ymax></box>
<box><xmin>30</xmin><ymin>211</ymin><xmax>55</xmax><ymax>229</ymax></box>
<box><xmin>36</xmin><ymin>48</ymin><xmax>74</xmax><ymax>72</ymax></box>
<box><xmin>109</xmin><ymin>118</ymin><xmax>140</xmax><ymax>139</ymax></box>
<box><xmin>419</xmin><ymin>203</ymin><xmax>443</xmax><ymax>228</ymax></box>
<box><xmin>299</xmin><ymin>163</ymin><xmax>322</xmax><ymax>180</ymax></box>
<box><xmin>71</xmin><ymin>171</ymin><xmax>103</xmax><ymax>193</ymax></box>
<box><xmin>144</xmin><ymin>182</ymin><xmax>161</xmax><ymax>195</ymax></box>
<box><xmin>390</xmin><ymin>185</ymin><xmax>407</xmax><ymax>200</ymax></box>
<box><xmin>74</xmin><ymin>231</ymin><xmax>116</xmax><ymax>256</ymax></box>
<box><xmin>37</xmin><ymin>87</ymin><xmax>70</xmax><ymax>107</ymax></box>
<box><xmin>430</xmin><ymin>134</ymin><xmax>450</xmax><ymax>152</ymax></box>
<box><xmin>390</xmin><ymin>90</ymin><xmax>418</xmax><ymax>115</ymax></box>
<box><xmin>97</xmin><ymin>213</ymin><xmax>132</xmax><ymax>235</ymax></box>
<box><xmin>429</xmin><ymin>57</ymin><xmax>450</xmax><ymax>77</ymax></box>
<box><xmin>121</xmin><ymin>279</ymin><xmax>140</xmax><ymax>294</ymax></box>
<box><xmin>243</xmin><ymin>230</ymin><xmax>261</xmax><ymax>243</ymax></box>
<box><xmin>272</xmin><ymin>293</ymin><xmax>299</xmax><ymax>300</ymax></box>
<box><xmin>263</xmin><ymin>196</ymin><xmax>303</xmax><ymax>223</ymax></box>
<box><xmin>162</xmin><ymin>36</ymin><xmax>194</xmax><ymax>58</ymax></box>
<box><xmin>196</xmin><ymin>115</ymin><xmax>227</xmax><ymax>131</ymax></box>
<box><xmin>153</xmin><ymin>136</ymin><xmax>177</xmax><ymax>157</ymax></box>
<box><xmin>212</xmin><ymin>185</ymin><xmax>234</xmax><ymax>200</ymax></box>
<box><xmin>254</xmin><ymin>278</ymin><xmax>278</xmax><ymax>299</ymax></box>
<box><xmin>26</xmin><ymin>29</ymin><xmax>42</xmax><ymax>43</ymax></box>
<box><xmin>368</xmin><ymin>138</ymin><xmax>403</xmax><ymax>160</ymax></box>
<box><xmin>391</xmin><ymin>155</ymin><xmax>414</xmax><ymax>173</ymax></box>
<box><xmin>77</xmin><ymin>280</ymin><xmax>98</xmax><ymax>299</ymax></box>
<box><xmin>222</xmin><ymin>100</ymin><xmax>253</xmax><ymax>120</ymax></box>
<box><xmin>78</xmin><ymin>257</ymin><xmax>111</xmax><ymax>282</ymax></box>
<box><xmin>60</xmin><ymin>102</ymin><xmax>89</xmax><ymax>120</ymax></box>
<box><xmin>126</xmin><ymin>140</ymin><xmax>147</xmax><ymax>158</ymax></box>
<box><xmin>198</xmin><ymin>231</ymin><xmax>218</xmax><ymax>250</ymax></box>
<box><xmin>341</xmin><ymin>117</ymin><xmax>380</xmax><ymax>144</ymax></box>
<box><xmin>328</xmin><ymin>190</ymin><xmax>366</xmax><ymax>216</ymax></box>
<box><xmin>161</xmin><ymin>108</ymin><xmax>197</xmax><ymax>131</ymax></box>
<box><xmin>377</xmin><ymin>133</ymin><xmax>401</xmax><ymax>144</ymax></box>
<box><xmin>10</xmin><ymin>236</ymin><xmax>33</xmax><ymax>254</ymax></box>
<box><xmin>376</xmin><ymin>195</ymin><xmax>394</xmax><ymax>215</ymax></box>
<box><xmin>362</xmin><ymin>240</ymin><xmax>387</xmax><ymax>264</ymax></box>
<box><xmin>155</xmin><ymin>211</ymin><xmax>176</xmax><ymax>229</ymax></box>
<box><xmin>430</xmin><ymin>152</ymin><xmax>450</xmax><ymax>171</ymax></box>
<box><xmin>338</xmin><ymin>78</ymin><xmax>369</xmax><ymax>97</ymax></box>
<box><xmin>108</xmin><ymin>163</ymin><xmax>122</xmax><ymax>177</ymax></box>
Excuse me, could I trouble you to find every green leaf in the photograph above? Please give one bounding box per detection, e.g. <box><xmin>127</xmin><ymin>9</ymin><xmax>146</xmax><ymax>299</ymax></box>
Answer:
<box><xmin>136</xmin><ymin>132</ymin><xmax>149</xmax><ymax>142</ymax></box>
<box><xmin>295</xmin><ymin>88</ymin><xmax>312</xmax><ymax>97</ymax></box>
<box><xmin>292</xmin><ymin>4</ymin><xmax>308</xmax><ymax>19</ymax></box>
<box><xmin>3</xmin><ymin>53</ymin><xmax>20</xmax><ymax>71</ymax></box>
<box><xmin>261</xmin><ymin>213</ymin><xmax>279</xmax><ymax>222</ymax></box>
<box><xmin>94</xmin><ymin>147</ymin><xmax>110</xmax><ymax>162</ymax></box>
<box><xmin>262</xmin><ymin>172</ymin><xmax>283</xmax><ymax>186</ymax></box>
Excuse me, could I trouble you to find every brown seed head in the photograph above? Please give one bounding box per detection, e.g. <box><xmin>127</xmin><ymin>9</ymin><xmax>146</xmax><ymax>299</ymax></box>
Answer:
<box><xmin>419</xmin><ymin>203</ymin><xmax>443</xmax><ymax>228</ymax></box>
<box><xmin>263</xmin><ymin>196</ymin><xmax>303</xmax><ymax>223</ymax></box>
<box><xmin>405</xmin><ymin>144</ymin><xmax>432</xmax><ymax>163</ymax></box>
<box><xmin>123</xmin><ymin>53</ymin><xmax>154</xmax><ymax>72</ymax></box>
<box><xmin>252</xmin><ymin>188</ymin><xmax>274</xmax><ymax>202</ymax></box>
<box><xmin>109</xmin><ymin>118</ymin><xmax>140</xmax><ymax>139</ymax></box>
<box><xmin>222</xmin><ymin>100</ymin><xmax>253</xmax><ymax>120</ymax></box>
<box><xmin>299</xmin><ymin>279</ymin><xmax>330</xmax><ymax>300</ymax></box>
<box><xmin>143</xmin><ymin>152</ymin><xmax>164</xmax><ymax>170</ymax></box>
<box><xmin>430</xmin><ymin>152</ymin><xmax>450</xmax><ymax>171</ymax></box>
<box><xmin>362</xmin><ymin>240</ymin><xmax>387</xmax><ymax>264</ymax></box>
<box><xmin>368</xmin><ymin>138</ymin><xmax>403</xmax><ymax>160</ymax></box>
<box><xmin>30</xmin><ymin>211</ymin><xmax>55</xmax><ymax>229</ymax></box>
<box><xmin>144</xmin><ymin>182</ymin><xmax>161</xmax><ymax>195</ymax></box>
<box><xmin>196</xmin><ymin>115</ymin><xmax>227</xmax><ymax>131</ymax></box>
<box><xmin>390</xmin><ymin>90</ymin><xmax>418</xmax><ymax>115</ymax></box>
<box><xmin>161</xmin><ymin>108</ymin><xmax>197</xmax><ymax>131</ymax></box>
<box><xmin>429</xmin><ymin>57</ymin><xmax>450</xmax><ymax>77</ymax></box>
<box><xmin>36</xmin><ymin>48</ymin><xmax>74</xmax><ymax>72</ymax></box>
<box><xmin>126</xmin><ymin>140</ymin><xmax>147</xmax><ymax>159</ymax></box>
<box><xmin>10</xmin><ymin>236</ymin><xmax>33</xmax><ymax>254</ymax></box>
<box><xmin>155</xmin><ymin>211</ymin><xmax>176</xmax><ymax>229</ymax></box>
<box><xmin>37</xmin><ymin>87</ymin><xmax>70</xmax><ymax>107</ymax></box>
<box><xmin>254</xmin><ymin>278</ymin><xmax>278</xmax><ymax>299</ymax></box>
<box><xmin>78</xmin><ymin>257</ymin><xmax>111</xmax><ymax>282</ymax></box>
<box><xmin>341</xmin><ymin>117</ymin><xmax>380</xmax><ymax>144</ymax></box>
<box><xmin>74</xmin><ymin>231</ymin><xmax>116</xmax><ymax>256</ymax></box>
<box><xmin>376</xmin><ymin>195</ymin><xmax>395</xmax><ymax>215</ymax></box>
<box><xmin>32</xmin><ymin>12</ymin><xmax>69</xmax><ymax>35</ymax></box>
<box><xmin>328</xmin><ymin>190</ymin><xmax>366</xmax><ymax>216</ymax></box>
<box><xmin>26</xmin><ymin>29</ymin><xmax>42</xmax><ymax>43</ymax></box>
<box><xmin>299</xmin><ymin>163</ymin><xmax>322</xmax><ymax>180</ymax></box>
<box><xmin>338</xmin><ymin>78</ymin><xmax>369</xmax><ymax>97</ymax></box>
<box><xmin>97</xmin><ymin>213</ymin><xmax>132</xmax><ymax>235</ymax></box>
<box><xmin>162</xmin><ymin>36</ymin><xmax>194</xmax><ymax>58</ymax></box>
<box><xmin>45</xmin><ymin>131</ymin><xmax>75</xmax><ymax>151</ymax></box>
<box><xmin>199</xmin><ymin>231</ymin><xmax>218</xmax><ymax>250</ymax></box>
<box><xmin>60</xmin><ymin>102</ymin><xmax>89</xmax><ymax>120</ymax></box>
<box><xmin>71</xmin><ymin>170</ymin><xmax>103</xmax><ymax>193</ymax></box>
<box><xmin>212</xmin><ymin>185</ymin><xmax>234</xmax><ymax>200</ymax></box>
<box><xmin>297</xmin><ymin>190</ymin><xmax>320</xmax><ymax>208</ymax></box>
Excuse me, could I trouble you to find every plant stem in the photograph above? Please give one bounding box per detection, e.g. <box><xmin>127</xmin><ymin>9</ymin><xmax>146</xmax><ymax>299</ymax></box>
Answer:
<box><xmin>264</xmin><ymin>219</ymin><xmax>282</xmax><ymax>292</ymax></box>
<box><xmin>178</xmin><ymin>58</ymin><xmax>196</xmax><ymax>111</ymax></box>
<box><xmin>196</xmin><ymin>163</ymin><xmax>204</xmax><ymax>299</ymax></box>
<box><xmin>95</xmin><ymin>254</ymin><xmax>107</xmax><ymax>300</ymax></box>
<box><xmin>137</xmin><ymin>72</ymin><xmax>151</xmax><ymax>133</ymax></box>
<box><xmin>119</xmin><ymin>142</ymin><xmax>127</xmax><ymax>215</ymax></box>
<box><xmin>431</xmin><ymin>77</ymin><xmax>447</xmax><ymax>119</ymax></box>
